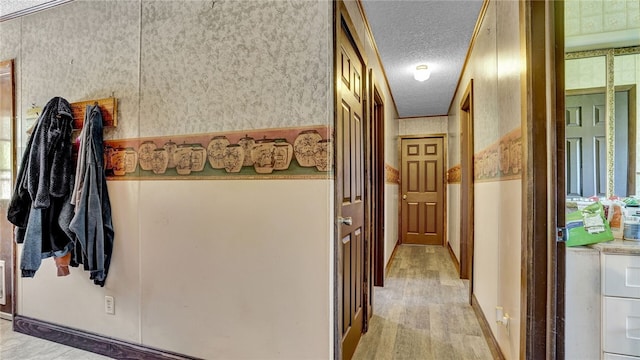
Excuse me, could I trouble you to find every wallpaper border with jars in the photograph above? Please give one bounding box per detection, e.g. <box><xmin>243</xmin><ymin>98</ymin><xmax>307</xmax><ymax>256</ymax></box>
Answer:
<box><xmin>385</xmin><ymin>164</ymin><xmax>400</xmax><ymax>184</ymax></box>
<box><xmin>446</xmin><ymin>127</ymin><xmax>523</xmax><ymax>184</ymax></box>
<box><xmin>102</xmin><ymin>125</ymin><xmax>332</xmax><ymax>180</ymax></box>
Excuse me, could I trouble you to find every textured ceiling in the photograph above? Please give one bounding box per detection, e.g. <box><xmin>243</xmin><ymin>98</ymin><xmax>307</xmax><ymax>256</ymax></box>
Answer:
<box><xmin>361</xmin><ymin>0</ymin><xmax>484</xmax><ymax>117</ymax></box>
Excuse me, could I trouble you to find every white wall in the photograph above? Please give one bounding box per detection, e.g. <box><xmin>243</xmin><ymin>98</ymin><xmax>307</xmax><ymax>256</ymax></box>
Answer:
<box><xmin>6</xmin><ymin>1</ymin><xmax>335</xmax><ymax>358</ymax></box>
<box><xmin>447</xmin><ymin>0</ymin><xmax>523</xmax><ymax>358</ymax></box>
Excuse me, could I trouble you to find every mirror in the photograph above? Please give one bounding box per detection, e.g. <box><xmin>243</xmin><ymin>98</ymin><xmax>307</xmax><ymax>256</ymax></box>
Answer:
<box><xmin>565</xmin><ymin>50</ymin><xmax>638</xmax><ymax>198</ymax></box>
<box><xmin>563</xmin><ymin>0</ymin><xmax>640</xmax><ymax>200</ymax></box>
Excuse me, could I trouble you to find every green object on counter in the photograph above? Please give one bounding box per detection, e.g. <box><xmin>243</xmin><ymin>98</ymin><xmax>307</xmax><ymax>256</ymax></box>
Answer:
<box><xmin>623</xmin><ymin>198</ymin><xmax>639</xmax><ymax>206</ymax></box>
<box><xmin>566</xmin><ymin>202</ymin><xmax>614</xmax><ymax>247</ymax></box>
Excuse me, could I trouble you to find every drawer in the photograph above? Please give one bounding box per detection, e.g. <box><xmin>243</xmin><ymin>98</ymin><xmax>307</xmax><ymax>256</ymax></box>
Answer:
<box><xmin>604</xmin><ymin>254</ymin><xmax>640</xmax><ymax>298</ymax></box>
<box><xmin>605</xmin><ymin>353</ymin><xmax>640</xmax><ymax>360</ymax></box>
<box><xmin>604</xmin><ymin>297</ymin><xmax>640</xmax><ymax>357</ymax></box>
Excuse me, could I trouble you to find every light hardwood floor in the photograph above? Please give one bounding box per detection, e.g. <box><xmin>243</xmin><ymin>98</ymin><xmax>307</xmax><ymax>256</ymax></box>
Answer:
<box><xmin>0</xmin><ymin>319</ymin><xmax>110</xmax><ymax>360</ymax></box>
<box><xmin>352</xmin><ymin>245</ymin><xmax>494</xmax><ymax>360</ymax></box>
<box><xmin>1</xmin><ymin>245</ymin><xmax>492</xmax><ymax>359</ymax></box>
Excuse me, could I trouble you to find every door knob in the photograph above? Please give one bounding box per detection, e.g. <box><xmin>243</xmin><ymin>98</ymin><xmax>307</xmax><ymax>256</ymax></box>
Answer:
<box><xmin>402</xmin><ymin>194</ymin><xmax>407</xmax><ymax>200</ymax></box>
<box><xmin>338</xmin><ymin>216</ymin><xmax>353</xmax><ymax>226</ymax></box>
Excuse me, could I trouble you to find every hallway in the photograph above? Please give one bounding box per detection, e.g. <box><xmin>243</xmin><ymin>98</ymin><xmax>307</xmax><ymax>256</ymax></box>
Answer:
<box><xmin>353</xmin><ymin>245</ymin><xmax>494</xmax><ymax>360</ymax></box>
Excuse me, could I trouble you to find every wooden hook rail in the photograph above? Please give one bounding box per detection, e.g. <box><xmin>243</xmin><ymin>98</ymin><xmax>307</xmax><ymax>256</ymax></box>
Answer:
<box><xmin>70</xmin><ymin>97</ymin><xmax>117</xmax><ymax>130</ymax></box>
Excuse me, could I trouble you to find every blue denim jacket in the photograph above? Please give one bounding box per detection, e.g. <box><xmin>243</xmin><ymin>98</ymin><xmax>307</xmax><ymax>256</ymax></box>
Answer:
<box><xmin>69</xmin><ymin>104</ymin><xmax>114</xmax><ymax>286</ymax></box>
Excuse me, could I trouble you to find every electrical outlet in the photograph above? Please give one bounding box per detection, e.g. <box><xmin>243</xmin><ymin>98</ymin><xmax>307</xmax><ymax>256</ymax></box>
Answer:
<box><xmin>105</xmin><ymin>296</ymin><xmax>115</xmax><ymax>315</ymax></box>
<box><xmin>495</xmin><ymin>305</ymin><xmax>510</xmax><ymax>335</ymax></box>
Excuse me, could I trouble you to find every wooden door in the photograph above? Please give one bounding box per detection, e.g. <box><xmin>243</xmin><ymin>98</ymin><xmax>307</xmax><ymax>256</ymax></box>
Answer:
<box><xmin>337</xmin><ymin>17</ymin><xmax>366</xmax><ymax>360</ymax></box>
<box><xmin>401</xmin><ymin>137</ymin><xmax>444</xmax><ymax>245</ymax></box>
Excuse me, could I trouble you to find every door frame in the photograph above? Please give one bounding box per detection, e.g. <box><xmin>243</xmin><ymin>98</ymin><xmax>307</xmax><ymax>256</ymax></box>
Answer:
<box><xmin>370</xmin><ymin>80</ymin><xmax>385</xmax><ymax>287</ymax></box>
<box><xmin>398</xmin><ymin>134</ymin><xmax>447</xmax><ymax>246</ymax></box>
<box><xmin>522</xmin><ymin>0</ymin><xmax>561</xmax><ymax>358</ymax></box>
<box><xmin>0</xmin><ymin>59</ymin><xmax>15</xmax><ymax>318</ymax></box>
<box><xmin>459</xmin><ymin>80</ymin><xmax>474</xmax><ymax>290</ymax></box>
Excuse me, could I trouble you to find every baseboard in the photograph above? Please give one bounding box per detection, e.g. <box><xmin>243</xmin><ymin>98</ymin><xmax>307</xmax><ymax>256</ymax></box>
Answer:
<box><xmin>471</xmin><ymin>295</ymin><xmax>506</xmax><ymax>360</ymax></box>
<box><xmin>0</xmin><ymin>311</ymin><xmax>11</xmax><ymax>320</ymax></box>
<box><xmin>13</xmin><ymin>315</ymin><xmax>202</xmax><ymax>360</ymax></box>
<box><xmin>446</xmin><ymin>242</ymin><xmax>460</xmax><ymax>274</ymax></box>
<box><xmin>384</xmin><ymin>239</ymin><xmax>400</xmax><ymax>275</ymax></box>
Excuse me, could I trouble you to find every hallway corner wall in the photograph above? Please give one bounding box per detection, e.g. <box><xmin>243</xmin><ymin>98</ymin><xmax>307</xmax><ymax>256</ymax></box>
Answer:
<box><xmin>447</xmin><ymin>0</ymin><xmax>523</xmax><ymax>358</ymax></box>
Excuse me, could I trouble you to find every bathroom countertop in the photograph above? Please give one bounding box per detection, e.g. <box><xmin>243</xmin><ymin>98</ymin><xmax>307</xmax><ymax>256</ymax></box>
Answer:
<box><xmin>590</xmin><ymin>238</ymin><xmax>640</xmax><ymax>255</ymax></box>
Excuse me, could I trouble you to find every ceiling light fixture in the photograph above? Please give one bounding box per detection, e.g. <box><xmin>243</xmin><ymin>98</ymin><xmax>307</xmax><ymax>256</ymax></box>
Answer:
<box><xmin>414</xmin><ymin>64</ymin><xmax>431</xmax><ymax>82</ymax></box>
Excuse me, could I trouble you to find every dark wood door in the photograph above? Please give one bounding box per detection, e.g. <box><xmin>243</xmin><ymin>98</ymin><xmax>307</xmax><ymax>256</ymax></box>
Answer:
<box><xmin>337</xmin><ymin>19</ymin><xmax>365</xmax><ymax>360</ymax></box>
<box><xmin>401</xmin><ymin>137</ymin><xmax>444</xmax><ymax>245</ymax></box>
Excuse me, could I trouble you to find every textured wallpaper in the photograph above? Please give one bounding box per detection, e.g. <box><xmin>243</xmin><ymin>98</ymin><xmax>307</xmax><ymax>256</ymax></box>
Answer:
<box><xmin>0</xmin><ymin>18</ymin><xmax>23</xmax><ymax>150</ymax></box>
<box><xmin>13</xmin><ymin>0</ymin><xmax>331</xmax><ymax>141</ymax></box>
<box><xmin>447</xmin><ymin>111</ymin><xmax>459</xmax><ymax>167</ymax></box>
<box><xmin>19</xmin><ymin>0</ymin><xmax>140</xmax><ymax>140</ymax></box>
<box><xmin>565</xmin><ymin>0</ymin><xmax>640</xmax><ymax>37</ymax></box>
<box><xmin>446</xmin><ymin>0</ymin><xmax>524</xmax><ymax>171</ymax></box>
<box><xmin>614</xmin><ymin>53</ymin><xmax>640</xmax><ymax>85</ymax></box>
<box><xmin>566</xmin><ymin>56</ymin><xmax>607</xmax><ymax>90</ymax></box>
<box><xmin>468</xmin><ymin>0</ymin><xmax>498</xmax><ymax>153</ymax></box>
<box><xmin>399</xmin><ymin>116</ymin><xmax>447</xmax><ymax>135</ymax></box>
<box><xmin>496</xmin><ymin>0</ymin><xmax>522</xmax><ymax>137</ymax></box>
<box><xmin>139</xmin><ymin>0</ymin><xmax>330</xmax><ymax>138</ymax></box>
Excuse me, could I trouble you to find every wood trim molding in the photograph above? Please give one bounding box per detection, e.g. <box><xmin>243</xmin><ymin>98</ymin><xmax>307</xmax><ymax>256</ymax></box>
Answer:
<box><xmin>446</xmin><ymin>242</ymin><xmax>460</xmax><ymax>274</ymax></box>
<box><xmin>521</xmin><ymin>0</ymin><xmax>557</xmax><ymax>358</ymax></box>
<box><xmin>0</xmin><ymin>59</ymin><xmax>15</xmax><ymax>316</ymax></box>
<box><xmin>384</xmin><ymin>239</ymin><xmax>400</xmax><ymax>276</ymax></box>
<box><xmin>471</xmin><ymin>295</ymin><xmax>506</xmax><ymax>360</ymax></box>
<box><xmin>13</xmin><ymin>315</ymin><xmax>202</xmax><ymax>360</ymax></box>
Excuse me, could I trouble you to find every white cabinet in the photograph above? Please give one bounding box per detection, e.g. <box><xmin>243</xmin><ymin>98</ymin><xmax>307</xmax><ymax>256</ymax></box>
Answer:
<box><xmin>566</xmin><ymin>247</ymin><xmax>601</xmax><ymax>359</ymax></box>
<box><xmin>603</xmin><ymin>254</ymin><xmax>640</xmax><ymax>359</ymax></box>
